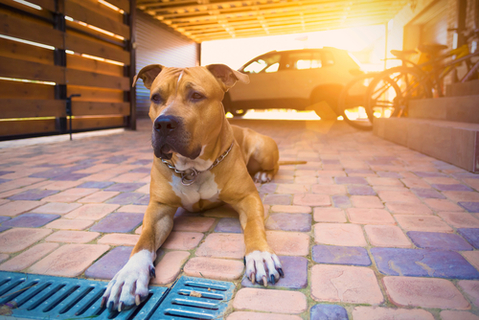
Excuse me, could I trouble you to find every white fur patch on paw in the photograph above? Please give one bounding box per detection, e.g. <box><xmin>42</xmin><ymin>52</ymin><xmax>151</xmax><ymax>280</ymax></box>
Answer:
<box><xmin>254</xmin><ymin>171</ymin><xmax>272</xmax><ymax>184</ymax></box>
<box><xmin>245</xmin><ymin>250</ymin><xmax>283</xmax><ymax>286</ymax></box>
<box><xmin>103</xmin><ymin>250</ymin><xmax>154</xmax><ymax>311</ymax></box>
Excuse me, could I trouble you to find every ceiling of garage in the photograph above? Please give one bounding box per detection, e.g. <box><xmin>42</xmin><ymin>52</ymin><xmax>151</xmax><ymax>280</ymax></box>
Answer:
<box><xmin>136</xmin><ymin>0</ymin><xmax>409</xmax><ymax>43</ymax></box>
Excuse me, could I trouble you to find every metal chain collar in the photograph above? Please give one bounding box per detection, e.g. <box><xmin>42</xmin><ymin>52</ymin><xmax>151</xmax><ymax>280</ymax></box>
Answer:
<box><xmin>160</xmin><ymin>142</ymin><xmax>234</xmax><ymax>186</ymax></box>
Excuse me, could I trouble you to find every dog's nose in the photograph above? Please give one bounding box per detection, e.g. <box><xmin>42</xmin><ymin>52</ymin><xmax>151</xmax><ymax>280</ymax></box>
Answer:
<box><xmin>154</xmin><ymin>115</ymin><xmax>179</xmax><ymax>135</ymax></box>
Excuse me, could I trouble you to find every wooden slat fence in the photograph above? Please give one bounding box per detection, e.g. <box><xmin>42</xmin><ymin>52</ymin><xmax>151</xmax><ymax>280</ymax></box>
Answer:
<box><xmin>0</xmin><ymin>0</ymin><xmax>135</xmax><ymax>139</ymax></box>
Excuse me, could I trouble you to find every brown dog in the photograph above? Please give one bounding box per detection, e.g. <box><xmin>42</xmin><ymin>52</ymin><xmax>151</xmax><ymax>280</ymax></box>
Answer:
<box><xmin>102</xmin><ymin>64</ymin><xmax>283</xmax><ymax>311</ymax></box>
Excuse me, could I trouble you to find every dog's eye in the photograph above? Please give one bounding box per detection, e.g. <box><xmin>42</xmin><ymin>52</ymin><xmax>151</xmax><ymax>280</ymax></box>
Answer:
<box><xmin>151</xmin><ymin>94</ymin><xmax>162</xmax><ymax>104</ymax></box>
<box><xmin>191</xmin><ymin>92</ymin><xmax>205</xmax><ymax>101</ymax></box>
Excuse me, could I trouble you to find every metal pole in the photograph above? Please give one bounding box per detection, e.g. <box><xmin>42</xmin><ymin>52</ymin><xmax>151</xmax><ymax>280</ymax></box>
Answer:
<box><xmin>66</xmin><ymin>94</ymin><xmax>81</xmax><ymax>141</ymax></box>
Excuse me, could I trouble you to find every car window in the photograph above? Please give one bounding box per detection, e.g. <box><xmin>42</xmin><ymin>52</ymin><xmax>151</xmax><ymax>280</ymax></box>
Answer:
<box><xmin>242</xmin><ymin>54</ymin><xmax>281</xmax><ymax>73</ymax></box>
<box><xmin>287</xmin><ymin>52</ymin><xmax>322</xmax><ymax>70</ymax></box>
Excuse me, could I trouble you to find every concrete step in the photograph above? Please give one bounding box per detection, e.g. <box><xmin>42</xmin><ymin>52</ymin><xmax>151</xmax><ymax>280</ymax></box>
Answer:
<box><xmin>374</xmin><ymin>118</ymin><xmax>479</xmax><ymax>172</ymax></box>
<box><xmin>408</xmin><ymin>95</ymin><xmax>479</xmax><ymax>124</ymax></box>
<box><xmin>446</xmin><ymin>79</ymin><xmax>479</xmax><ymax>97</ymax></box>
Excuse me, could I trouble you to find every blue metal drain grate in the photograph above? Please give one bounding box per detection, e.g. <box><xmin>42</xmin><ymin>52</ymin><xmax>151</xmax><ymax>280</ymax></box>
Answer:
<box><xmin>0</xmin><ymin>272</ymin><xmax>235</xmax><ymax>319</ymax></box>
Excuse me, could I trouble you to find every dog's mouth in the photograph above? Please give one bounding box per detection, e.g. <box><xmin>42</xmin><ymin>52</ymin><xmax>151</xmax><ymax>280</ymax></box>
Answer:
<box><xmin>156</xmin><ymin>144</ymin><xmax>173</xmax><ymax>160</ymax></box>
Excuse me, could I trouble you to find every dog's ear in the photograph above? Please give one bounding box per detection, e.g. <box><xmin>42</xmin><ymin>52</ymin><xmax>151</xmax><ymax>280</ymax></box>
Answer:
<box><xmin>132</xmin><ymin>64</ymin><xmax>164</xmax><ymax>89</ymax></box>
<box><xmin>206</xmin><ymin>64</ymin><xmax>250</xmax><ymax>91</ymax></box>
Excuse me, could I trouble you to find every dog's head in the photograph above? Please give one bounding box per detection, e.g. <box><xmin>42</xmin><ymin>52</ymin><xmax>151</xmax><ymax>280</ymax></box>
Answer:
<box><xmin>133</xmin><ymin>64</ymin><xmax>249</xmax><ymax>160</ymax></box>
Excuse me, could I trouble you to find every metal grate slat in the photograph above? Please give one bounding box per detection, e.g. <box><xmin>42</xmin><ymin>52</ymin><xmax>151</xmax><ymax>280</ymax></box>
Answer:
<box><xmin>0</xmin><ymin>272</ymin><xmax>234</xmax><ymax>320</ymax></box>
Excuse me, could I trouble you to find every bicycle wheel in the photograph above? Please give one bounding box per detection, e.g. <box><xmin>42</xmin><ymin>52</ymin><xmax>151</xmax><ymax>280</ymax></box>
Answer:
<box><xmin>338</xmin><ymin>74</ymin><xmax>375</xmax><ymax>131</ymax></box>
<box><xmin>365</xmin><ymin>66</ymin><xmax>432</xmax><ymax>122</ymax></box>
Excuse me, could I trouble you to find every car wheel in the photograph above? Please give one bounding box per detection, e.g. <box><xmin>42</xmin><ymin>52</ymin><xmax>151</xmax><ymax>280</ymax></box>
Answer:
<box><xmin>223</xmin><ymin>92</ymin><xmax>246</xmax><ymax>117</ymax></box>
<box><xmin>310</xmin><ymin>89</ymin><xmax>341</xmax><ymax>120</ymax></box>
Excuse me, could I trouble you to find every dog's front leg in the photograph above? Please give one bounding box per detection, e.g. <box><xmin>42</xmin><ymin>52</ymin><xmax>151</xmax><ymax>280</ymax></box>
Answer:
<box><xmin>231</xmin><ymin>194</ymin><xmax>284</xmax><ymax>287</ymax></box>
<box><xmin>102</xmin><ymin>202</ymin><xmax>177</xmax><ymax>312</ymax></box>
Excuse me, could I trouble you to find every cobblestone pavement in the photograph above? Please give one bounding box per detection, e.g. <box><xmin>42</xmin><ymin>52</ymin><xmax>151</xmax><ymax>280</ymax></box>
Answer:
<box><xmin>1</xmin><ymin>118</ymin><xmax>479</xmax><ymax>319</ymax></box>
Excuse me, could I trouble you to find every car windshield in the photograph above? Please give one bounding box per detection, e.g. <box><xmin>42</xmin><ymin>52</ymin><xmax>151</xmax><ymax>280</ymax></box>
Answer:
<box><xmin>242</xmin><ymin>54</ymin><xmax>281</xmax><ymax>73</ymax></box>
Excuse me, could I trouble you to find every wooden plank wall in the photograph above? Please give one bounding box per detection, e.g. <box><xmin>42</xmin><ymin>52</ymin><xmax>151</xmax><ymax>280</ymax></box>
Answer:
<box><xmin>0</xmin><ymin>0</ymin><xmax>134</xmax><ymax>138</ymax></box>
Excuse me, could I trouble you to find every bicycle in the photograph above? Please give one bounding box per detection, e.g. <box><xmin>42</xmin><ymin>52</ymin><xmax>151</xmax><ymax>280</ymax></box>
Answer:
<box><xmin>338</xmin><ymin>72</ymin><xmax>400</xmax><ymax>131</ymax></box>
<box><xmin>365</xmin><ymin>30</ymin><xmax>479</xmax><ymax>122</ymax></box>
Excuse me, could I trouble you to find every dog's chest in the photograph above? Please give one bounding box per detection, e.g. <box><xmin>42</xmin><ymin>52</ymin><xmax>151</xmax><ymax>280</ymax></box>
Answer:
<box><xmin>170</xmin><ymin>171</ymin><xmax>220</xmax><ymax>212</ymax></box>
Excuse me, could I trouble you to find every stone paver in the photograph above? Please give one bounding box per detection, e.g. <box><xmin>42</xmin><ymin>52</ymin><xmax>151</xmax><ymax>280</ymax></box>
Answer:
<box><xmin>3</xmin><ymin>119</ymin><xmax>479</xmax><ymax>319</ymax></box>
<box><xmin>346</xmin><ymin>208</ymin><xmax>396</xmax><ymax>225</ymax></box>
<box><xmin>383</xmin><ymin>276</ymin><xmax>470</xmax><ymax>309</ymax></box>
<box><xmin>312</xmin><ymin>245</ymin><xmax>371</xmax><ymax>266</ymax></box>
<box><xmin>408</xmin><ymin>231</ymin><xmax>473</xmax><ymax>251</ymax></box>
<box><xmin>310</xmin><ymin>304</ymin><xmax>349</xmax><ymax>320</ymax></box>
<box><xmin>364</xmin><ymin>225</ymin><xmax>412</xmax><ymax>248</ymax></box>
<box><xmin>29</xmin><ymin>244</ymin><xmax>110</xmax><ymax>277</ymax></box>
<box><xmin>0</xmin><ymin>243</ymin><xmax>59</xmax><ymax>271</ymax></box>
<box><xmin>371</xmin><ymin>248</ymin><xmax>479</xmax><ymax>279</ymax></box>
<box><xmin>183</xmin><ymin>257</ymin><xmax>244</xmax><ymax>280</ymax></box>
<box><xmin>2</xmin><ymin>213</ymin><xmax>59</xmax><ymax>228</ymax></box>
<box><xmin>85</xmin><ymin>246</ymin><xmax>132</xmax><ymax>280</ymax></box>
<box><xmin>311</xmin><ymin>264</ymin><xmax>384</xmax><ymax>304</ymax></box>
<box><xmin>45</xmin><ymin>230</ymin><xmax>100</xmax><ymax>243</ymax></box>
<box><xmin>352</xmin><ymin>306</ymin><xmax>434</xmax><ymax>320</ymax></box>
<box><xmin>90</xmin><ymin>212</ymin><xmax>143</xmax><ymax>233</ymax></box>
<box><xmin>233</xmin><ymin>288</ymin><xmax>307</xmax><ymax>314</ymax></box>
<box><xmin>458</xmin><ymin>280</ymin><xmax>479</xmax><ymax>308</ymax></box>
<box><xmin>196</xmin><ymin>233</ymin><xmax>245</xmax><ymax>259</ymax></box>
<box><xmin>314</xmin><ymin>223</ymin><xmax>367</xmax><ymax>247</ymax></box>
<box><xmin>151</xmin><ymin>251</ymin><xmax>190</xmax><ymax>285</ymax></box>
<box><xmin>0</xmin><ymin>228</ymin><xmax>52</xmax><ymax>253</ymax></box>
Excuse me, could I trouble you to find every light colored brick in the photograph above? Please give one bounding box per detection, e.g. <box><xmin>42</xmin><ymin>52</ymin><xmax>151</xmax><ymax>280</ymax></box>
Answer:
<box><xmin>162</xmin><ymin>231</ymin><xmax>204</xmax><ymax>250</ymax></box>
<box><xmin>78</xmin><ymin>191</ymin><xmax>119</xmax><ymax>203</ymax></box>
<box><xmin>32</xmin><ymin>202</ymin><xmax>82</xmax><ymax>215</ymax></box>
<box><xmin>423</xmin><ymin>198</ymin><xmax>464</xmax><ymax>211</ymax></box>
<box><xmin>227</xmin><ymin>312</ymin><xmax>302</xmax><ymax>320</ymax></box>
<box><xmin>367</xmin><ymin>177</ymin><xmax>403</xmax><ymax>186</ymax></box>
<box><xmin>266</xmin><ymin>231</ymin><xmax>310</xmax><ymax>256</ymax></box>
<box><xmin>42</xmin><ymin>188</ymin><xmax>98</xmax><ymax>202</ymax></box>
<box><xmin>395</xmin><ymin>215</ymin><xmax>453</xmax><ymax>232</ymax></box>
<box><xmin>196</xmin><ymin>233</ymin><xmax>245</xmax><ymax>259</ymax></box>
<box><xmin>0</xmin><ymin>228</ymin><xmax>52</xmax><ymax>253</ymax></box>
<box><xmin>386</xmin><ymin>202</ymin><xmax>433</xmax><ymax>215</ymax></box>
<box><xmin>0</xmin><ymin>254</ymin><xmax>8</xmax><ymax>263</ymax></box>
<box><xmin>444</xmin><ymin>191</ymin><xmax>479</xmax><ymax>201</ymax></box>
<box><xmin>0</xmin><ymin>201</ymin><xmax>46</xmax><ymax>217</ymax></box>
<box><xmin>276</xmin><ymin>184</ymin><xmax>310</xmax><ymax>194</ymax></box>
<box><xmin>44</xmin><ymin>219</ymin><xmax>94</xmax><ymax>230</ymax></box>
<box><xmin>311</xmin><ymin>265</ymin><xmax>384</xmax><ymax>304</ymax></box>
<box><xmin>314</xmin><ymin>223</ymin><xmax>367</xmax><ymax>247</ymax></box>
<box><xmin>378</xmin><ymin>190</ymin><xmax>421</xmax><ymax>203</ymax></box>
<box><xmin>437</xmin><ymin>212</ymin><xmax>479</xmax><ymax>228</ymax></box>
<box><xmin>293</xmin><ymin>193</ymin><xmax>331</xmax><ymax>206</ymax></box>
<box><xmin>28</xmin><ymin>244</ymin><xmax>110</xmax><ymax>277</ymax></box>
<box><xmin>42</xmin><ymin>180</ymin><xmax>83</xmax><ymax>190</ymax></box>
<box><xmin>313</xmin><ymin>208</ymin><xmax>347</xmax><ymax>222</ymax></box>
<box><xmin>383</xmin><ymin>276</ymin><xmax>470</xmax><ymax>309</ymax></box>
<box><xmin>0</xmin><ymin>243</ymin><xmax>59</xmax><ymax>271</ymax></box>
<box><xmin>458</xmin><ymin>280</ymin><xmax>479</xmax><ymax>308</ymax></box>
<box><xmin>462</xmin><ymin>251</ymin><xmax>479</xmax><ymax>271</ymax></box>
<box><xmin>352</xmin><ymin>306</ymin><xmax>434</xmax><ymax>320</ymax></box>
<box><xmin>401</xmin><ymin>178</ymin><xmax>431</xmax><ymax>189</ymax></box>
<box><xmin>364</xmin><ymin>225</ymin><xmax>411</xmax><ymax>248</ymax></box>
<box><xmin>347</xmin><ymin>208</ymin><xmax>396</xmax><ymax>225</ymax></box>
<box><xmin>151</xmin><ymin>251</ymin><xmax>190</xmax><ymax>285</ymax></box>
<box><xmin>183</xmin><ymin>257</ymin><xmax>244</xmax><ymax>280</ymax></box>
<box><xmin>271</xmin><ymin>205</ymin><xmax>311</xmax><ymax>214</ymax></box>
<box><xmin>233</xmin><ymin>288</ymin><xmax>307</xmax><ymax>314</ymax></box>
<box><xmin>45</xmin><ymin>231</ymin><xmax>100</xmax><ymax>243</ymax></box>
<box><xmin>64</xmin><ymin>203</ymin><xmax>120</xmax><ymax>220</ymax></box>
<box><xmin>97</xmin><ymin>233</ymin><xmax>140</xmax><ymax>246</ymax></box>
<box><xmin>311</xmin><ymin>185</ymin><xmax>347</xmax><ymax>195</ymax></box>
<box><xmin>350</xmin><ymin>195</ymin><xmax>384</xmax><ymax>208</ymax></box>
<box><xmin>440</xmin><ymin>311</ymin><xmax>479</xmax><ymax>320</ymax></box>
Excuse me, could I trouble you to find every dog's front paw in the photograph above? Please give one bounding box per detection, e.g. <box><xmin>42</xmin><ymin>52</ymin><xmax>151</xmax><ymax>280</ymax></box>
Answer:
<box><xmin>245</xmin><ymin>251</ymin><xmax>284</xmax><ymax>287</ymax></box>
<box><xmin>102</xmin><ymin>250</ymin><xmax>155</xmax><ymax>312</ymax></box>
<box><xmin>253</xmin><ymin>171</ymin><xmax>273</xmax><ymax>183</ymax></box>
